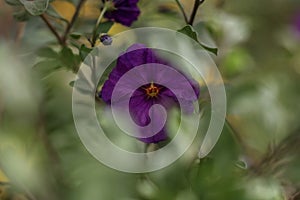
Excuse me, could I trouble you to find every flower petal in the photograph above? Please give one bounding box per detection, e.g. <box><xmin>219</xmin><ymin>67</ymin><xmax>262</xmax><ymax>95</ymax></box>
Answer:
<box><xmin>129</xmin><ymin>92</ymin><xmax>168</xmax><ymax>143</ymax></box>
<box><xmin>139</xmin><ymin>128</ymin><xmax>168</xmax><ymax>144</ymax></box>
<box><xmin>104</xmin><ymin>0</ymin><xmax>140</xmax><ymax>26</ymax></box>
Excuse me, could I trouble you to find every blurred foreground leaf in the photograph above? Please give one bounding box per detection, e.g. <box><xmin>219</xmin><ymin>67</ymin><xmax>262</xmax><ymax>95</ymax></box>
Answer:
<box><xmin>51</xmin><ymin>0</ymin><xmax>75</xmax><ymax>22</ymax></box>
<box><xmin>20</xmin><ymin>0</ymin><xmax>49</xmax><ymax>15</ymax></box>
<box><xmin>96</xmin><ymin>21</ymin><xmax>114</xmax><ymax>36</ymax></box>
<box><xmin>178</xmin><ymin>25</ymin><xmax>218</xmax><ymax>55</ymax></box>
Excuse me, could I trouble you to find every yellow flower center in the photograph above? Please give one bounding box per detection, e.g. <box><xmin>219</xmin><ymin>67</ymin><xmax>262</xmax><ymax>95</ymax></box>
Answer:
<box><xmin>144</xmin><ymin>82</ymin><xmax>161</xmax><ymax>98</ymax></box>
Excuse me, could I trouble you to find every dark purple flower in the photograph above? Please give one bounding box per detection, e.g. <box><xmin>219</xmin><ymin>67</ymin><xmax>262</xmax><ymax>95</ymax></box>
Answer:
<box><xmin>293</xmin><ymin>13</ymin><xmax>300</xmax><ymax>34</ymax></box>
<box><xmin>104</xmin><ymin>0</ymin><xmax>140</xmax><ymax>27</ymax></box>
<box><xmin>100</xmin><ymin>44</ymin><xmax>200</xmax><ymax>143</ymax></box>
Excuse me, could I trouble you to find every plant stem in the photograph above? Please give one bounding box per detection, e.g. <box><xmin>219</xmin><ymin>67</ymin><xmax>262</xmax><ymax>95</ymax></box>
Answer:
<box><xmin>15</xmin><ymin>22</ymin><xmax>26</xmax><ymax>46</ymax></box>
<box><xmin>62</xmin><ymin>0</ymin><xmax>86</xmax><ymax>45</ymax></box>
<box><xmin>40</xmin><ymin>14</ymin><xmax>64</xmax><ymax>45</ymax></box>
<box><xmin>188</xmin><ymin>0</ymin><xmax>205</xmax><ymax>25</ymax></box>
<box><xmin>91</xmin><ymin>5</ymin><xmax>108</xmax><ymax>47</ymax></box>
<box><xmin>175</xmin><ymin>0</ymin><xmax>188</xmax><ymax>24</ymax></box>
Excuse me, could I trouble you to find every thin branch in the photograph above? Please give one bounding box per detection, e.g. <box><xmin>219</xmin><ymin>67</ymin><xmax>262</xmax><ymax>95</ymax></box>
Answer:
<box><xmin>40</xmin><ymin>14</ymin><xmax>63</xmax><ymax>45</ymax></box>
<box><xmin>225</xmin><ymin>117</ymin><xmax>249</xmax><ymax>154</ymax></box>
<box><xmin>0</xmin><ymin>101</ymin><xmax>4</xmax><ymax>124</ymax></box>
<box><xmin>250</xmin><ymin>127</ymin><xmax>300</xmax><ymax>175</ymax></box>
<box><xmin>91</xmin><ymin>5</ymin><xmax>108</xmax><ymax>47</ymax></box>
<box><xmin>15</xmin><ymin>22</ymin><xmax>26</xmax><ymax>46</ymax></box>
<box><xmin>188</xmin><ymin>0</ymin><xmax>205</xmax><ymax>25</ymax></box>
<box><xmin>62</xmin><ymin>0</ymin><xmax>87</xmax><ymax>45</ymax></box>
<box><xmin>290</xmin><ymin>190</ymin><xmax>300</xmax><ymax>200</ymax></box>
<box><xmin>175</xmin><ymin>0</ymin><xmax>188</xmax><ymax>24</ymax></box>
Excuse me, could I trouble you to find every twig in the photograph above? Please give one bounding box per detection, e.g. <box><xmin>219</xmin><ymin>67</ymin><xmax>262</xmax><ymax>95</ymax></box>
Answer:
<box><xmin>175</xmin><ymin>0</ymin><xmax>188</xmax><ymax>24</ymax></box>
<box><xmin>15</xmin><ymin>22</ymin><xmax>26</xmax><ymax>46</ymax></box>
<box><xmin>225</xmin><ymin>117</ymin><xmax>249</xmax><ymax>154</ymax></box>
<box><xmin>250</xmin><ymin>128</ymin><xmax>300</xmax><ymax>175</ymax></box>
<box><xmin>40</xmin><ymin>14</ymin><xmax>63</xmax><ymax>45</ymax></box>
<box><xmin>91</xmin><ymin>5</ymin><xmax>108</xmax><ymax>47</ymax></box>
<box><xmin>0</xmin><ymin>101</ymin><xmax>4</xmax><ymax>123</ymax></box>
<box><xmin>188</xmin><ymin>0</ymin><xmax>205</xmax><ymax>25</ymax></box>
<box><xmin>290</xmin><ymin>190</ymin><xmax>300</xmax><ymax>200</ymax></box>
<box><xmin>62</xmin><ymin>0</ymin><xmax>86</xmax><ymax>45</ymax></box>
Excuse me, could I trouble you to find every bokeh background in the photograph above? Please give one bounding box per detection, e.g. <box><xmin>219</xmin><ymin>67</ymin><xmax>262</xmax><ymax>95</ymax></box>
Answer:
<box><xmin>1</xmin><ymin>0</ymin><xmax>300</xmax><ymax>199</ymax></box>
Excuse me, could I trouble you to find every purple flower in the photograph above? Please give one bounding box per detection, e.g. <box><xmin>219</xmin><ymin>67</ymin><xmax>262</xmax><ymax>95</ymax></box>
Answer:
<box><xmin>104</xmin><ymin>0</ymin><xmax>140</xmax><ymax>27</ymax></box>
<box><xmin>293</xmin><ymin>13</ymin><xmax>300</xmax><ymax>34</ymax></box>
<box><xmin>100</xmin><ymin>44</ymin><xmax>200</xmax><ymax>143</ymax></box>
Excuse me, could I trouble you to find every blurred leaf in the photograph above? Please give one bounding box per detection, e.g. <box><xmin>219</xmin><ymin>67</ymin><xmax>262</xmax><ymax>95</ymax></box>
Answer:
<box><xmin>45</xmin><ymin>5</ymin><xmax>70</xmax><ymax>24</ymax></box>
<box><xmin>235</xmin><ymin>160</ymin><xmax>247</xmax><ymax>170</ymax></box>
<box><xmin>0</xmin><ymin>183</ymin><xmax>10</xmax><ymax>200</ymax></box>
<box><xmin>69</xmin><ymin>80</ymin><xmax>75</xmax><ymax>87</ymax></box>
<box><xmin>35</xmin><ymin>47</ymin><xmax>80</xmax><ymax>75</ymax></box>
<box><xmin>33</xmin><ymin>59</ymin><xmax>61</xmax><ymax>77</ymax></box>
<box><xmin>79</xmin><ymin>1</ymin><xmax>100</xmax><ymax>19</ymax></box>
<box><xmin>20</xmin><ymin>0</ymin><xmax>49</xmax><ymax>15</ymax></box>
<box><xmin>108</xmin><ymin>23</ymin><xmax>129</xmax><ymax>35</ymax></box>
<box><xmin>194</xmin><ymin>21</ymin><xmax>218</xmax><ymax>50</ymax></box>
<box><xmin>13</xmin><ymin>9</ymin><xmax>31</xmax><ymax>21</ymax></box>
<box><xmin>95</xmin><ymin>21</ymin><xmax>114</xmax><ymax>36</ymax></box>
<box><xmin>36</xmin><ymin>47</ymin><xmax>58</xmax><ymax>58</ymax></box>
<box><xmin>136</xmin><ymin>178</ymin><xmax>157</xmax><ymax>199</ymax></box>
<box><xmin>98</xmin><ymin>60</ymin><xmax>116</xmax><ymax>88</ymax></box>
<box><xmin>60</xmin><ymin>46</ymin><xmax>81</xmax><ymax>71</ymax></box>
<box><xmin>178</xmin><ymin>25</ymin><xmax>218</xmax><ymax>55</ymax></box>
<box><xmin>5</xmin><ymin>0</ymin><xmax>22</xmax><ymax>6</ymax></box>
<box><xmin>51</xmin><ymin>0</ymin><xmax>75</xmax><ymax>22</ymax></box>
<box><xmin>0</xmin><ymin>170</ymin><xmax>9</xmax><ymax>182</ymax></box>
<box><xmin>178</xmin><ymin>25</ymin><xmax>198</xmax><ymax>42</ymax></box>
<box><xmin>70</xmin><ymin>32</ymin><xmax>82</xmax><ymax>40</ymax></box>
<box><xmin>157</xmin><ymin>2</ymin><xmax>178</xmax><ymax>14</ymax></box>
<box><xmin>79</xmin><ymin>44</ymin><xmax>92</xmax><ymax>61</ymax></box>
<box><xmin>222</xmin><ymin>48</ymin><xmax>252</xmax><ymax>77</ymax></box>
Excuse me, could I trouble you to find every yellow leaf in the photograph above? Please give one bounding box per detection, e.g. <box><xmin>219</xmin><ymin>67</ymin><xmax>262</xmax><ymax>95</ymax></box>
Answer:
<box><xmin>0</xmin><ymin>184</ymin><xmax>9</xmax><ymax>199</ymax></box>
<box><xmin>51</xmin><ymin>0</ymin><xmax>76</xmax><ymax>22</ymax></box>
<box><xmin>79</xmin><ymin>1</ymin><xmax>100</xmax><ymax>19</ymax></box>
<box><xmin>108</xmin><ymin>23</ymin><xmax>130</xmax><ymax>35</ymax></box>
<box><xmin>0</xmin><ymin>169</ymin><xmax>9</xmax><ymax>182</ymax></box>
<box><xmin>181</xmin><ymin>0</ymin><xmax>194</xmax><ymax>12</ymax></box>
<box><xmin>158</xmin><ymin>2</ymin><xmax>178</xmax><ymax>12</ymax></box>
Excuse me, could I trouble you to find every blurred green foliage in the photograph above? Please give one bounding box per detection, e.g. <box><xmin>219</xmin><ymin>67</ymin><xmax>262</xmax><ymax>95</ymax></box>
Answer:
<box><xmin>1</xmin><ymin>0</ymin><xmax>300</xmax><ymax>200</ymax></box>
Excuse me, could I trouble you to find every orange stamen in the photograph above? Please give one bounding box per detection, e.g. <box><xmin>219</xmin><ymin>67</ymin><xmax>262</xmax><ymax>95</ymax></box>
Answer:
<box><xmin>144</xmin><ymin>82</ymin><xmax>161</xmax><ymax>98</ymax></box>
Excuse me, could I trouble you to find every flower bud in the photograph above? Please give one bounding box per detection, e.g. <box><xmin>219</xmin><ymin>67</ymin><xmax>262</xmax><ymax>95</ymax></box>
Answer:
<box><xmin>100</xmin><ymin>34</ymin><xmax>113</xmax><ymax>46</ymax></box>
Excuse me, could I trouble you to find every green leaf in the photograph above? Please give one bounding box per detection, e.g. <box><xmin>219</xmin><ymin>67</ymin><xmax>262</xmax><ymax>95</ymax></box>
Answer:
<box><xmin>33</xmin><ymin>59</ymin><xmax>62</xmax><ymax>78</ymax></box>
<box><xmin>69</xmin><ymin>80</ymin><xmax>75</xmax><ymax>87</ymax></box>
<box><xmin>70</xmin><ymin>32</ymin><xmax>82</xmax><ymax>40</ymax></box>
<box><xmin>178</xmin><ymin>25</ymin><xmax>199</xmax><ymax>42</ymax></box>
<box><xmin>13</xmin><ymin>9</ymin><xmax>31</xmax><ymax>21</ymax></box>
<box><xmin>5</xmin><ymin>0</ymin><xmax>22</xmax><ymax>6</ymax></box>
<box><xmin>20</xmin><ymin>0</ymin><xmax>49</xmax><ymax>16</ymax></box>
<box><xmin>36</xmin><ymin>47</ymin><xmax>58</xmax><ymax>58</ymax></box>
<box><xmin>79</xmin><ymin>45</ymin><xmax>92</xmax><ymax>61</ymax></box>
<box><xmin>60</xmin><ymin>47</ymin><xmax>81</xmax><ymax>71</ymax></box>
<box><xmin>223</xmin><ymin>48</ymin><xmax>251</xmax><ymax>77</ymax></box>
<box><xmin>95</xmin><ymin>21</ymin><xmax>114</xmax><ymax>36</ymax></box>
<box><xmin>98</xmin><ymin>60</ymin><xmax>116</xmax><ymax>88</ymax></box>
<box><xmin>45</xmin><ymin>5</ymin><xmax>69</xmax><ymax>24</ymax></box>
<box><xmin>178</xmin><ymin>25</ymin><xmax>218</xmax><ymax>55</ymax></box>
<box><xmin>200</xmin><ymin>43</ymin><xmax>218</xmax><ymax>56</ymax></box>
<box><xmin>235</xmin><ymin>160</ymin><xmax>247</xmax><ymax>170</ymax></box>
